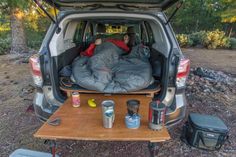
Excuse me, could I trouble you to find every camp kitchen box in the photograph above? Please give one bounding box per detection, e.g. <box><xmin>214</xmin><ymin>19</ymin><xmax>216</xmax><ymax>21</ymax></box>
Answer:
<box><xmin>183</xmin><ymin>113</ymin><xmax>229</xmax><ymax>150</ymax></box>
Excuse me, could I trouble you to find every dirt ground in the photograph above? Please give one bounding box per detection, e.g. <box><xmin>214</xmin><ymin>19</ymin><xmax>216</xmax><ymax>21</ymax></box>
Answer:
<box><xmin>183</xmin><ymin>48</ymin><xmax>236</xmax><ymax>76</ymax></box>
<box><xmin>0</xmin><ymin>48</ymin><xmax>235</xmax><ymax>157</ymax></box>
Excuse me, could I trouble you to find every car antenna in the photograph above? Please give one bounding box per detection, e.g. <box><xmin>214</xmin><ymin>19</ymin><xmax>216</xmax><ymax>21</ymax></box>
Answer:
<box><xmin>165</xmin><ymin>1</ymin><xmax>183</xmax><ymax>25</ymax></box>
<box><xmin>32</xmin><ymin>0</ymin><xmax>61</xmax><ymax>33</ymax></box>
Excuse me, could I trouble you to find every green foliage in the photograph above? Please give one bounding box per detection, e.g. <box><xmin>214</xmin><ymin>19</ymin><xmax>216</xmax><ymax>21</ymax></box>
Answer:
<box><xmin>0</xmin><ymin>0</ymin><xmax>50</xmax><ymax>52</ymax></box>
<box><xmin>176</xmin><ymin>34</ymin><xmax>193</xmax><ymax>47</ymax></box>
<box><xmin>23</xmin><ymin>7</ymin><xmax>50</xmax><ymax>49</ymax></box>
<box><xmin>166</xmin><ymin>0</ymin><xmax>235</xmax><ymax>37</ymax></box>
<box><xmin>0</xmin><ymin>31</ymin><xmax>11</xmax><ymax>54</ymax></box>
<box><xmin>24</xmin><ymin>5</ymin><xmax>51</xmax><ymax>32</ymax></box>
<box><xmin>25</xmin><ymin>28</ymin><xmax>47</xmax><ymax>49</ymax></box>
<box><xmin>0</xmin><ymin>22</ymin><xmax>10</xmax><ymax>31</ymax></box>
<box><xmin>202</xmin><ymin>29</ymin><xmax>230</xmax><ymax>49</ymax></box>
<box><xmin>166</xmin><ymin>0</ymin><xmax>225</xmax><ymax>34</ymax></box>
<box><xmin>0</xmin><ymin>27</ymin><xmax>48</xmax><ymax>53</ymax></box>
<box><xmin>229</xmin><ymin>38</ymin><xmax>236</xmax><ymax>49</ymax></box>
<box><xmin>177</xmin><ymin>30</ymin><xmax>231</xmax><ymax>49</ymax></box>
<box><xmin>189</xmin><ymin>31</ymin><xmax>206</xmax><ymax>46</ymax></box>
<box><xmin>220</xmin><ymin>0</ymin><xmax>236</xmax><ymax>23</ymax></box>
<box><xmin>0</xmin><ymin>0</ymin><xmax>29</xmax><ymax>13</ymax></box>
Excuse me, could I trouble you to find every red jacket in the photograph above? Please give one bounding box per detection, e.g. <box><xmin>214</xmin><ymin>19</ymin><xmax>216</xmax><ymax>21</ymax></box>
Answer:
<box><xmin>81</xmin><ymin>39</ymin><xmax>130</xmax><ymax>57</ymax></box>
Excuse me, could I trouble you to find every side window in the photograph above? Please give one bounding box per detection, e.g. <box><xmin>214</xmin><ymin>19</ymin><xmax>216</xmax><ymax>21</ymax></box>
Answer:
<box><xmin>84</xmin><ymin>23</ymin><xmax>93</xmax><ymax>44</ymax></box>
<box><xmin>141</xmin><ymin>23</ymin><xmax>148</xmax><ymax>44</ymax></box>
<box><xmin>145</xmin><ymin>22</ymin><xmax>155</xmax><ymax>45</ymax></box>
<box><xmin>73</xmin><ymin>21</ymin><xmax>86</xmax><ymax>43</ymax></box>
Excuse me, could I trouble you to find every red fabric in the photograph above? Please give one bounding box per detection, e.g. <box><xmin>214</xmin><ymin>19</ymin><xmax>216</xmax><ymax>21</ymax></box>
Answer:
<box><xmin>106</xmin><ymin>39</ymin><xmax>130</xmax><ymax>52</ymax></box>
<box><xmin>81</xmin><ymin>43</ymin><xmax>96</xmax><ymax>57</ymax></box>
<box><xmin>81</xmin><ymin>39</ymin><xmax>130</xmax><ymax>57</ymax></box>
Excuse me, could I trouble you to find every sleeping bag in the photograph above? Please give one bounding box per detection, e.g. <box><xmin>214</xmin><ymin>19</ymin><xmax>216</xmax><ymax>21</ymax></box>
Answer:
<box><xmin>71</xmin><ymin>42</ymin><xmax>154</xmax><ymax>93</ymax></box>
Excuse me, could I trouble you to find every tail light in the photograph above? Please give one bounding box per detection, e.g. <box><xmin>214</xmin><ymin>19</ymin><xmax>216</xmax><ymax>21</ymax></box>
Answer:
<box><xmin>29</xmin><ymin>54</ymin><xmax>43</xmax><ymax>87</ymax></box>
<box><xmin>176</xmin><ymin>58</ymin><xmax>190</xmax><ymax>88</ymax></box>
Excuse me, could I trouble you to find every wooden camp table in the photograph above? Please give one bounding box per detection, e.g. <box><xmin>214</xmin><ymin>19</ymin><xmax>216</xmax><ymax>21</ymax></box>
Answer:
<box><xmin>34</xmin><ymin>94</ymin><xmax>170</xmax><ymax>156</ymax></box>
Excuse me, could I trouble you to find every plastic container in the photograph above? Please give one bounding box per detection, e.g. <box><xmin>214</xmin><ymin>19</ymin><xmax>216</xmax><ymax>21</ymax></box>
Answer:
<box><xmin>10</xmin><ymin>148</ymin><xmax>59</xmax><ymax>157</ymax></box>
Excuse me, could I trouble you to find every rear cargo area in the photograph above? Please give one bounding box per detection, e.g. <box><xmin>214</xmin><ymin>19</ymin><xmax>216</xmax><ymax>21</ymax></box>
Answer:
<box><xmin>58</xmin><ymin>44</ymin><xmax>163</xmax><ymax>97</ymax></box>
<box><xmin>49</xmin><ymin>17</ymin><xmax>168</xmax><ymax>100</ymax></box>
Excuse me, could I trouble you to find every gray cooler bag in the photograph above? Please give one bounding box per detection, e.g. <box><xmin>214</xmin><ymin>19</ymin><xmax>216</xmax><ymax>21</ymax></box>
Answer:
<box><xmin>181</xmin><ymin>113</ymin><xmax>229</xmax><ymax>150</ymax></box>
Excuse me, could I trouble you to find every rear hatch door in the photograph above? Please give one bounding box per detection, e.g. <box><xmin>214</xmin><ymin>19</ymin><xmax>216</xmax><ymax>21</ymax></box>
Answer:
<box><xmin>42</xmin><ymin>0</ymin><xmax>179</xmax><ymax>10</ymax></box>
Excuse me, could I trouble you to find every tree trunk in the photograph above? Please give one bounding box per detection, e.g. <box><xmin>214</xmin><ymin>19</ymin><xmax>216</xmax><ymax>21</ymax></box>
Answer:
<box><xmin>228</xmin><ymin>23</ymin><xmax>233</xmax><ymax>38</ymax></box>
<box><xmin>10</xmin><ymin>8</ymin><xmax>28</xmax><ymax>54</ymax></box>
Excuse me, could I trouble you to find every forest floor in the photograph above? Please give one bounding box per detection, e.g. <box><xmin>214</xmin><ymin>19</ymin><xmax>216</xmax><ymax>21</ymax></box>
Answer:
<box><xmin>0</xmin><ymin>48</ymin><xmax>235</xmax><ymax>157</ymax></box>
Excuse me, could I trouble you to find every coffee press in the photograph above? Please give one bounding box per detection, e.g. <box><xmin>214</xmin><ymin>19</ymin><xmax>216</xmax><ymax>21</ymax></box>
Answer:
<box><xmin>148</xmin><ymin>101</ymin><xmax>166</xmax><ymax>130</ymax></box>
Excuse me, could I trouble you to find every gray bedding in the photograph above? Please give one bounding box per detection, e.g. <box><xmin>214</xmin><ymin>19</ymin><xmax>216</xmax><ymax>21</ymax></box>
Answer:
<box><xmin>71</xmin><ymin>42</ymin><xmax>154</xmax><ymax>93</ymax></box>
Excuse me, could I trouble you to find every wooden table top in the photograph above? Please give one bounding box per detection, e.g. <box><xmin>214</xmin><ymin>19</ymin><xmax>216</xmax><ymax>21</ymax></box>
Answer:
<box><xmin>34</xmin><ymin>94</ymin><xmax>170</xmax><ymax>142</ymax></box>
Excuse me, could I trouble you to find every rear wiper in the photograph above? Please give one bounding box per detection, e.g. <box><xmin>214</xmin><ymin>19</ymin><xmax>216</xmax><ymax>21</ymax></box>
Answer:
<box><xmin>165</xmin><ymin>1</ymin><xmax>183</xmax><ymax>25</ymax></box>
<box><xmin>33</xmin><ymin>0</ymin><xmax>61</xmax><ymax>33</ymax></box>
<box><xmin>74</xmin><ymin>3</ymin><xmax>161</xmax><ymax>11</ymax></box>
<box><xmin>116</xmin><ymin>4</ymin><xmax>163</xmax><ymax>11</ymax></box>
<box><xmin>88</xmin><ymin>4</ymin><xmax>127</xmax><ymax>11</ymax></box>
<box><xmin>86</xmin><ymin>3</ymin><xmax>149</xmax><ymax>11</ymax></box>
<box><xmin>89</xmin><ymin>4</ymin><xmax>105</xmax><ymax>10</ymax></box>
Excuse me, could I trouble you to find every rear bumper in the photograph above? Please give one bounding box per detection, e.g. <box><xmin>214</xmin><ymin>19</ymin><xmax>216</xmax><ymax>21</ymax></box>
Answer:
<box><xmin>33</xmin><ymin>91</ymin><xmax>58</xmax><ymax>121</ymax></box>
<box><xmin>165</xmin><ymin>93</ymin><xmax>187</xmax><ymax>127</ymax></box>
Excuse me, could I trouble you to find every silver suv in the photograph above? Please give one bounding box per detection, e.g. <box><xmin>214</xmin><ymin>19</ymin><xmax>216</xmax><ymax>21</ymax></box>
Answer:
<box><xmin>29</xmin><ymin>0</ymin><xmax>190</xmax><ymax>127</ymax></box>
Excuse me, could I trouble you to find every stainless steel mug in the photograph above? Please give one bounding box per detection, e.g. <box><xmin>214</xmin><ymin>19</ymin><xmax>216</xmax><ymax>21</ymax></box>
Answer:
<box><xmin>101</xmin><ymin>100</ymin><xmax>115</xmax><ymax>128</ymax></box>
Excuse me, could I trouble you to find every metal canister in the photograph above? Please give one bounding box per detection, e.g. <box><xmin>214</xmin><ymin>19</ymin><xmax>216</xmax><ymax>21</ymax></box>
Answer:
<box><xmin>125</xmin><ymin>99</ymin><xmax>141</xmax><ymax>129</ymax></box>
<box><xmin>101</xmin><ymin>100</ymin><xmax>115</xmax><ymax>128</ymax></box>
<box><xmin>72</xmin><ymin>92</ymin><xmax>80</xmax><ymax>107</ymax></box>
<box><xmin>127</xmin><ymin>99</ymin><xmax>140</xmax><ymax>116</ymax></box>
<box><xmin>148</xmin><ymin>101</ymin><xmax>166</xmax><ymax>130</ymax></box>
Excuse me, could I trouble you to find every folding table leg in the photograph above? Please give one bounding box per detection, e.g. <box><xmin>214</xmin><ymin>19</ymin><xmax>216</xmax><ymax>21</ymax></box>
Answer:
<box><xmin>148</xmin><ymin>142</ymin><xmax>162</xmax><ymax>157</ymax></box>
<box><xmin>44</xmin><ymin>140</ymin><xmax>57</xmax><ymax>157</ymax></box>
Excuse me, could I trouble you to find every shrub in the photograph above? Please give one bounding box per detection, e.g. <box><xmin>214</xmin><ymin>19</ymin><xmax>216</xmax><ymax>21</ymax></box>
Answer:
<box><xmin>176</xmin><ymin>34</ymin><xmax>193</xmax><ymax>47</ymax></box>
<box><xmin>229</xmin><ymin>38</ymin><xmax>236</xmax><ymax>49</ymax></box>
<box><xmin>189</xmin><ymin>31</ymin><xmax>206</xmax><ymax>46</ymax></box>
<box><xmin>202</xmin><ymin>29</ymin><xmax>230</xmax><ymax>49</ymax></box>
<box><xmin>0</xmin><ymin>38</ymin><xmax>11</xmax><ymax>55</ymax></box>
<box><xmin>0</xmin><ymin>31</ymin><xmax>11</xmax><ymax>55</ymax></box>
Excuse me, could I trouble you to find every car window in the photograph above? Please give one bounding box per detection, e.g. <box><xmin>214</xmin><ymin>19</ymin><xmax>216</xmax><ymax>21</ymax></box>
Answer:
<box><xmin>73</xmin><ymin>21</ymin><xmax>86</xmax><ymax>43</ymax></box>
<box><xmin>144</xmin><ymin>21</ymin><xmax>154</xmax><ymax>45</ymax></box>
<box><xmin>84</xmin><ymin>23</ymin><xmax>94</xmax><ymax>44</ymax></box>
<box><xmin>141</xmin><ymin>23</ymin><xmax>148</xmax><ymax>44</ymax></box>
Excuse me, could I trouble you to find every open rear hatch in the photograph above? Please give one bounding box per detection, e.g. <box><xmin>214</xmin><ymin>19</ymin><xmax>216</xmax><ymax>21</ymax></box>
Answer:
<box><xmin>41</xmin><ymin>0</ymin><xmax>179</xmax><ymax>10</ymax></box>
